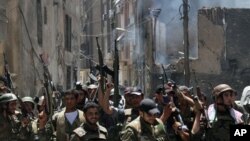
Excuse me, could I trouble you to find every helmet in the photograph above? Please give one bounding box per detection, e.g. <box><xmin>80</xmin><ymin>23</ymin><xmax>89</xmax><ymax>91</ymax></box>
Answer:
<box><xmin>213</xmin><ymin>84</ymin><xmax>234</xmax><ymax>97</ymax></box>
<box><xmin>0</xmin><ymin>93</ymin><xmax>17</xmax><ymax>104</ymax></box>
<box><xmin>21</xmin><ymin>96</ymin><xmax>35</xmax><ymax>104</ymax></box>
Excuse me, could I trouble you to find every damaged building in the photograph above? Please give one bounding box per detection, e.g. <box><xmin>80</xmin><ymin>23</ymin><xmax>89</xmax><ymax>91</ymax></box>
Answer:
<box><xmin>174</xmin><ymin>7</ymin><xmax>250</xmax><ymax>101</ymax></box>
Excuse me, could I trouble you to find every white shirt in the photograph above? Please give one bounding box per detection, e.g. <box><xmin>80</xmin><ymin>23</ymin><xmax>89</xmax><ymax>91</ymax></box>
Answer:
<box><xmin>65</xmin><ymin>110</ymin><xmax>78</xmax><ymax>125</ymax></box>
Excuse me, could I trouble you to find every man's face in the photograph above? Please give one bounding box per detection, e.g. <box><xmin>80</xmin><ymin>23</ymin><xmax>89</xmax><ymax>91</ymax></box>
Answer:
<box><xmin>64</xmin><ymin>94</ymin><xmax>77</xmax><ymax>110</ymax></box>
<box><xmin>85</xmin><ymin>107</ymin><xmax>99</xmax><ymax>125</ymax></box>
<box><xmin>141</xmin><ymin>111</ymin><xmax>157</xmax><ymax>125</ymax></box>
<box><xmin>126</xmin><ymin>94</ymin><xmax>143</xmax><ymax>108</ymax></box>
<box><xmin>77</xmin><ymin>90</ymin><xmax>86</xmax><ymax>103</ymax></box>
<box><xmin>222</xmin><ymin>91</ymin><xmax>233</xmax><ymax>107</ymax></box>
<box><xmin>154</xmin><ymin>93</ymin><xmax>163</xmax><ymax>104</ymax></box>
<box><xmin>24</xmin><ymin>102</ymin><xmax>34</xmax><ymax>113</ymax></box>
<box><xmin>7</xmin><ymin>100</ymin><xmax>17</xmax><ymax>114</ymax></box>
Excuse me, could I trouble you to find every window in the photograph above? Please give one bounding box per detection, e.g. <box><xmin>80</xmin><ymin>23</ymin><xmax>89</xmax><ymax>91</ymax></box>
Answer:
<box><xmin>37</xmin><ymin>0</ymin><xmax>43</xmax><ymax>46</ymax></box>
<box><xmin>44</xmin><ymin>7</ymin><xmax>47</xmax><ymax>24</ymax></box>
<box><xmin>64</xmin><ymin>14</ymin><xmax>72</xmax><ymax>51</ymax></box>
<box><xmin>66</xmin><ymin>65</ymin><xmax>72</xmax><ymax>89</ymax></box>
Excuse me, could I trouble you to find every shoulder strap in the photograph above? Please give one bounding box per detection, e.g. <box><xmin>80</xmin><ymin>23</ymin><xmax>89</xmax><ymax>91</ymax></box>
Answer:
<box><xmin>73</xmin><ymin>126</ymin><xmax>86</xmax><ymax>137</ymax></box>
<box><xmin>99</xmin><ymin>125</ymin><xmax>108</xmax><ymax>133</ymax></box>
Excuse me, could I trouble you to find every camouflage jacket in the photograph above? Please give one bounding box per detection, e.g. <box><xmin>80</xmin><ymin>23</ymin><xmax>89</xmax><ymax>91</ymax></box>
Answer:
<box><xmin>120</xmin><ymin>117</ymin><xmax>167</xmax><ymax>141</ymax></box>
<box><xmin>0</xmin><ymin>112</ymin><xmax>33</xmax><ymax>141</ymax></box>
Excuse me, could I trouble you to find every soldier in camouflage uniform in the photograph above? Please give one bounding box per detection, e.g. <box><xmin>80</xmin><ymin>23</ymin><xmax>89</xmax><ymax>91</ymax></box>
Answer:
<box><xmin>22</xmin><ymin>96</ymin><xmax>36</xmax><ymax>120</ymax></box>
<box><xmin>120</xmin><ymin>98</ymin><xmax>167</xmax><ymax>141</ymax></box>
<box><xmin>71</xmin><ymin>102</ymin><xmax>108</xmax><ymax>141</ymax></box>
<box><xmin>192</xmin><ymin>84</ymin><xmax>243</xmax><ymax>141</ymax></box>
<box><xmin>0</xmin><ymin>93</ymin><xmax>33</xmax><ymax>141</ymax></box>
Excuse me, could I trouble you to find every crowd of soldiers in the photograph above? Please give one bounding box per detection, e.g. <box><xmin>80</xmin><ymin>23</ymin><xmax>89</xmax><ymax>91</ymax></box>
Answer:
<box><xmin>0</xmin><ymin>75</ymin><xmax>250</xmax><ymax>141</ymax></box>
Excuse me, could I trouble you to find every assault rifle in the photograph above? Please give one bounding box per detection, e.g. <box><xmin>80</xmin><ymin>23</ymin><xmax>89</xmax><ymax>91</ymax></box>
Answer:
<box><xmin>39</xmin><ymin>54</ymin><xmax>54</xmax><ymax>118</ymax></box>
<box><xmin>3</xmin><ymin>53</ymin><xmax>29</xmax><ymax>117</ymax></box>
<box><xmin>161</xmin><ymin>64</ymin><xmax>189</xmax><ymax>131</ymax></box>
<box><xmin>96</xmin><ymin>37</ymin><xmax>106</xmax><ymax>95</ymax></box>
<box><xmin>192</xmin><ymin>70</ymin><xmax>210</xmax><ymax>128</ymax></box>
<box><xmin>113</xmin><ymin>38</ymin><xmax>119</xmax><ymax>107</ymax></box>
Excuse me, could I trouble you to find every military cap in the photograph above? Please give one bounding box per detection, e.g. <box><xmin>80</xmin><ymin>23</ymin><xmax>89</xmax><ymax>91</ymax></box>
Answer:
<box><xmin>139</xmin><ymin>98</ymin><xmax>160</xmax><ymax>115</ymax></box>
<box><xmin>124</xmin><ymin>87</ymin><xmax>141</xmax><ymax>95</ymax></box>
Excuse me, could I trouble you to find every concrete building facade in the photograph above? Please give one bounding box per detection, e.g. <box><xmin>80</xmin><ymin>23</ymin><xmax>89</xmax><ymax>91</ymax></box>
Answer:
<box><xmin>0</xmin><ymin>0</ymin><xmax>83</xmax><ymax>97</ymax></box>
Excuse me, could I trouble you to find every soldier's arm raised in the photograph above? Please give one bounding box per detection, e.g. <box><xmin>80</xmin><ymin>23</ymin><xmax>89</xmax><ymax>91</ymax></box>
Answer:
<box><xmin>160</xmin><ymin>103</ymin><xmax>172</xmax><ymax>123</ymax></box>
<box><xmin>191</xmin><ymin>99</ymin><xmax>203</xmax><ymax>134</ymax></box>
<box><xmin>97</xmin><ymin>80</ymin><xmax>104</xmax><ymax>107</ymax></box>
<box><xmin>101</xmin><ymin>83</ymin><xmax>114</xmax><ymax>115</ymax></box>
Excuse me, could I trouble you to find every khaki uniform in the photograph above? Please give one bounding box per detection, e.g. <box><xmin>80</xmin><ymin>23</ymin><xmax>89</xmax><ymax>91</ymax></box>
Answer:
<box><xmin>71</xmin><ymin>123</ymin><xmax>108</xmax><ymax>141</ymax></box>
<box><xmin>53</xmin><ymin>109</ymin><xmax>85</xmax><ymax>141</ymax></box>
<box><xmin>120</xmin><ymin>117</ymin><xmax>167</xmax><ymax>141</ymax></box>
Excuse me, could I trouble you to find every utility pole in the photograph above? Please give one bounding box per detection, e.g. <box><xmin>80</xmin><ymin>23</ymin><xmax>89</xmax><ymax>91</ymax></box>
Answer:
<box><xmin>183</xmin><ymin>0</ymin><xmax>190</xmax><ymax>86</ymax></box>
<box><xmin>110</xmin><ymin>1</ymin><xmax>119</xmax><ymax>107</ymax></box>
<box><xmin>150</xmin><ymin>8</ymin><xmax>161</xmax><ymax>93</ymax></box>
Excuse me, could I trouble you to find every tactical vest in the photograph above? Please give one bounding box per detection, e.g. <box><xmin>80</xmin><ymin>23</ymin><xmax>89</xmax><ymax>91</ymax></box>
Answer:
<box><xmin>206</xmin><ymin>112</ymin><xmax>235</xmax><ymax>141</ymax></box>
<box><xmin>56</xmin><ymin>109</ymin><xmax>85</xmax><ymax>141</ymax></box>
<box><xmin>73</xmin><ymin>124</ymin><xmax>107</xmax><ymax>141</ymax></box>
<box><xmin>124</xmin><ymin>117</ymin><xmax>167</xmax><ymax>141</ymax></box>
